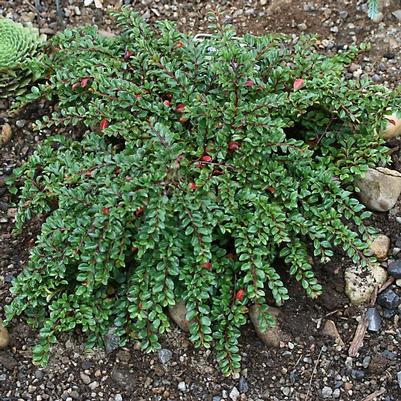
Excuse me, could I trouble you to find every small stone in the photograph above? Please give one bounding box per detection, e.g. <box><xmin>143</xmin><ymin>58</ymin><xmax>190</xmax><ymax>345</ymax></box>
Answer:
<box><xmin>213</xmin><ymin>397</ymin><xmax>222</xmax><ymax>401</ymax></box>
<box><xmin>366</xmin><ymin>307</ymin><xmax>381</xmax><ymax>332</ymax></box>
<box><xmin>382</xmin><ymin>308</ymin><xmax>397</xmax><ymax>319</ymax></box>
<box><xmin>249</xmin><ymin>305</ymin><xmax>290</xmax><ymax>346</ymax></box>
<box><xmin>388</xmin><ymin>260</ymin><xmax>401</xmax><ymax>278</ymax></box>
<box><xmin>396</xmin><ymin>279</ymin><xmax>401</xmax><ymax>287</ymax></box>
<box><xmin>168</xmin><ymin>301</ymin><xmax>190</xmax><ymax>331</ymax></box>
<box><xmin>88</xmin><ymin>381</ymin><xmax>99</xmax><ymax>390</ymax></box>
<box><xmin>0</xmin><ymin>354</ymin><xmax>17</xmax><ymax>370</ymax></box>
<box><xmin>377</xmin><ymin>289</ymin><xmax>401</xmax><ymax>309</ymax></box>
<box><xmin>349</xmin><ymin>63</ymin><xmax>360</xmax><ymax>73</ymax></box>
<box><xmin>297</xmin><ymin>23</ymin><xmax>307</xmax><ymax>31</ymax></box>
<box><xmin>333</xmin><ymin>388</ymin><xmax>341</xmax><ymax>398</ymax></box>
<box><xmin>158</xmin><ymin>348</ymin><xmax>172</xmax><ymax>364</ymax></box>
<box><xmin>368</xmin><ymin>235</ymin><xmax>390</xmax><ymax>260</ymax></box>
<box><xmin>339</xmin><ymin>10</ymin><xmax>348</xmax><ymax>19</ymax></box>
<box><xmin>178</xmin><ymin>381</ymin><xmax>186</xmax><ymax>392</ymax></box>
<box><xmin>84</xmin><ymin>0</ymin><xmax>93</xmax><ymax>5</ymax></box>
<box><xmin>321</xmin><ymin>320</ymin><xmax>344</xmax><ymax>345</ymax></box>
<box><xmin>94</xmin><ymin>0</ymin><xmax>103</xmax><ymax>8</ymax></box>
<box><xmin>362</xmin><ymin>356</ymin><xmax>371</xmax><ymax>369</ymax></box>
<box><xmin>321</xmin><ymin>386</ymin><xmax>333</xmax><ymax>398</ymax></box>
<box><xmin>397</xmin><ymin>371</ymin><xmax>401</xmax><ymax>388</ymax></box>
<box><xmin>104</xmin><ymin>328</ymin><xmax>119</xmax><ymax>354</ymax></box>
<box><xmin>0</xmin><ymin>374</ymin><xmax>6</xmax><ymax>381</ymax></box>
<box><xmin>0</xmin><ymin>123</ymin><xmax>12</xmax><ymax>147</ymax></box>
<box><xmin>116</xmin><ymin>350</ymin><xmax>131</xmax><ymax>364</ymax></box>
<box><xmin>281</xmin><ymin>387</ymin><xmax>290</xmax><ymax>396</ymax></box>
<box><xmin>115</xmin><ymin>395</ymin><xmax>123</xmax><ymax>401</ymax></box>
<box><xmin>239</xmin><ymin>377</ymin><xmax>249</xmax><ymax>393</ymax></box>
<box><xmin>392</xmin><ymin>10</ymin><xmax>401</xmax><ymax>21</ymax></box>
<box><xmin>0</xmin><ymin>323</ymin><xmax>10</xmax><ymax>349</ymax></box>
<box><xmin>80</xmin><ymin>372</ymin><xmax>91</xmax><ymax>385</ymax></box>
<box><xmin>356</xmin><ymin>167</ymin><xmax>401</xmax><ymax>212</ymax></box>
<box><xmin>344</xmin><ymin>264</ymin><xmax>387</xmax><ymax>305</ymax></box>
<box><xmin>351</xmin><ymin>369</ymin><xmax>365</xmax><ymax>379</ymax></box>
<box><xmin>330</xmin><ymin>26</ymin><xmax>339</xmax><ymax>33</ymax></box>
<box><xmin>229</xmin><ymin>387</ymin><xmax>240</xmax><ymax>401</ymax></box>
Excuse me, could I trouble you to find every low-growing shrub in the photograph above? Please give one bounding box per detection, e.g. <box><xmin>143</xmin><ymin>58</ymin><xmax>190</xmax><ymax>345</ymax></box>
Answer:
<box><xmin>5</xmin><ymin>8</ymin><xmax>397</xmax><ymax>375</ymax></box>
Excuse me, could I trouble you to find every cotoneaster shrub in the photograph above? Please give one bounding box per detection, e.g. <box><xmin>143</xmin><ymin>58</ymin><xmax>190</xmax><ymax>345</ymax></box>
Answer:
<box><xmin>5</xmin><ymin>8</ymin><xmax>398</xmax><ymax>375</ymax></box>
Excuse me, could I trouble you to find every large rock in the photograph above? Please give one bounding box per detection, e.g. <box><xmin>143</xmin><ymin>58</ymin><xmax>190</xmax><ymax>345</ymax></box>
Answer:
<box><xmin>380</xmin><ymin>112</ymin><xmax>401</xmax><ymax>140</ymax></box>
<box><xmin>0</xmin><ymin>323</ymin><xmax>9</xmax><ymax>349</ymax></box>
<box><xmin>356</xmin><ymin>167</ymin><xmax>401</xmax><ymax>212</ymax></box>
<box><xmin>368</xmin><ymin>234</ymin><xmax>390</xmax><ymax>260</ymax></box>
<box><xmin>344</xmin><ymin>264</ymin><xmax>387</xmax><ymax>305</ymax></box>
<box><xmin>168</xmin><ymin>301</ymin><xmax>190</xmax><ymax>332</ymax></box>
<box><xmin>249</xmin><ymin>305</ymin><xmax>289</xmax><ymax>347</ymax></box>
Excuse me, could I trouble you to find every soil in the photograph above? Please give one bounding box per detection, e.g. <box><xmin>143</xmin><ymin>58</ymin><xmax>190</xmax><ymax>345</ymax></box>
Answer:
<box><xmin>1</xmin><ymin>1</ymin><xmax>401</xmax><ymax>401</ymax></box>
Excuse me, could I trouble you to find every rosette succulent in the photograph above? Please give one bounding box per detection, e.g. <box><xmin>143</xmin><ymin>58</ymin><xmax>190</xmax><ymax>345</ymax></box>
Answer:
<box><xmin>0</xmin><ymin>17</ymin><xmax>44</xmax><ymax>98</ymax></box>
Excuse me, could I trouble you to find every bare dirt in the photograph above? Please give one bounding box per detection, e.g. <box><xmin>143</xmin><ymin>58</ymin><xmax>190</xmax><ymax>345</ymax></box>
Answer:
<box><xmin>1</xmin><ymin>1</ymin><xmax>401</xmax><ymax>401</ymax></box>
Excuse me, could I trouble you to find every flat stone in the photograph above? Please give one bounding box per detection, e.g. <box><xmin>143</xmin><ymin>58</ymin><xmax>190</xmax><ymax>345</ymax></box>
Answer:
<box><xmin>168</xmin><ymin>301</ymin><xmax>190</xmax><ymax>332</ymax></box>
<box><xmin>321</xmin><ymin>386</ymin><xmax>333</xmax><ymax>398</ymax></box>
<box><xmin>377</xmin><ymin>289</ymin><xmax>401</xmax><ymax>309</ymax></box>
<box><xmin>356</xmin><ymin>168</ymin><xmax>401</xmax><ymax>212</ymax></box>
<box><xmin>80</xmin><ymin>372</ymin><xmax>91</xmax><ymax>385</ymax></box>
<box><xmin>392</xmin><ymin>10</ymin><xmax>401</xmax><ymax>21</ymax></box>
<box><xmin>229</xmin><ymin>387</ymin><xmax>240</xmax><ymax>401</ymax></box>
<box><xmin>397</xmin><ymin>371</ymin><xmax>401</xmax><ymax>389</ymax></box>
<box><xmin>388</xmin><ymin>260</ymin><xmax>401</xmax><ymax>278</ymax></box>
<box><xmin>321</xmin><ymin>320</ymin><xmax>344</xmax><ymax>345</ymax></box>
<box><xmin>0</xmin><ymin>324</ymin><xmax>10</xmax><ymax>349</ymax></box>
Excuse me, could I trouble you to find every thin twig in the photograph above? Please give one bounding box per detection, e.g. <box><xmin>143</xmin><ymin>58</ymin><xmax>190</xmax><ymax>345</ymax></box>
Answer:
<box><xmin>378</xmin><ymin>277</ymin><xmax>395</xmax><ymax>294</ymax></box>
<box><xmin>360</xmin><ymin>388</ymin><xmax>386</xmax><ymax>401</ymax></box>
<box><xmin>348</xmin><ymin>314</ymin><xmax>368</xmax><ymax>357</ymax></box>
<box><xmin>305</xmin><ymin>346</ymin><xmax>323</xmax><ymax>401</ymax></box>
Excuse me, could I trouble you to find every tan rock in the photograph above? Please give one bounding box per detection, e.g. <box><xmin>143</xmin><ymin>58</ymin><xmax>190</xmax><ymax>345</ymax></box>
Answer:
<box><xmin>368</xmin><ymin>234</ymin><xmax>390</xmax><ymax>260</ymax></box>
<box><xmin>356</xmin><ymin>167</ymin><xmax>401</xmax><ymax>212</ymax></box>
<box><xmin>344</xmin><ymin>264</ymin><xmax>387</xmax><ymax>305</ymax></box>
<box><xmin>321</xmin><ymin>319</ymin><xmax>344</xmax><ymax>346</ymax></box>
<box><xmin>0</xmin><ymin>123</ymin><xmax>12</xmax><ymax>147</ymax></box>
<box><xmin>168</xmin><ymin>301</ymin><xmax>190</xmax><ymax>332</ymax></box>
<box><xmin>249</xmin><ymin>305</ymin><xmax>290</xmax><ymax>347</ymax></box>
<box><xmin>0</xmin><ymin>323</ymin><xmax>10</xmax><ymax>349</ymax></box>
<box><xmin>380</xmin><ymin>112</ymin><xmax>401</xmax><ymax>139</ymax></box>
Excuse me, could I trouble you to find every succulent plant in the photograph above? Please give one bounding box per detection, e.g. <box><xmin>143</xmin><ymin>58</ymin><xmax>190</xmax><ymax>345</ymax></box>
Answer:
<box><xmin>0</xmin><ymin>17</ymin><xmax>44</xmax><ymax>98</ymax></box>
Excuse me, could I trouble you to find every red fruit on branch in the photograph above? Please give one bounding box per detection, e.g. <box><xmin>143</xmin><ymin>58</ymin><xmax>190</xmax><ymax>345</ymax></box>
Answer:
<box><xmin>102</xmin><ymin>207</ymin><xmax>110</xmax><ymax>216</ymax></box>
<box><xmin>244</xmin><ymin>79</ymin><xmax>254</xmax><ymax>87</ymax></box>
<box><xmin>176</xmin><ymin>103</ymin><xmax>185</xmax><ymax>113</ymax></box>
<box><xmin>163</xmin><ymin>100</ymin><xmax>171</xmax><ymax>107</ymax></box>
<box><xmin>81</xmin><ymin>78</ymin><xmax>89</xmax><ymax>88</ymax></box>
<box><xmin>100</xmin><ymin>118</ymin><xmax>108</xmax><ymax>130</ymax></box>
<box><xmin>202</xmin><ymin>262</ymin><xmax>212</xmax><ymax>270</ymax></box>
<box><xmin>201</xmin><ymin>155</ymin><xmax>212</xmax><ymax>162</ymax></box>
<box><xmin>267</xmin><ymin>186</ymin><xmax>276</xmax><ymax>194</ymax></box>
<box><xmin>189</xmin><ymin>182</ymin><xmax>197</xmax><ymax>190</ymax></box>
<box><xmin>293</xmin><ymin>79</ymin><xmax>305</xmax><ymax>90</ymax></box>
<box><xmin>179</xmin><ymin>116</ymin><xmax>188</xmax><ymax>124</ymax></box>
<box><xmin>71</xmin><ymin>82</ymin><xmax>80</xmax><ymax>90</ymax></box>
<box><xmin>195</xmin><ymin>162</ymin><xmax>206</xmax><ymax>169</ymax></box>
<box><xmin>165</xmin><ymin>93</ymin><xmax>173</xmax><ymax>99</ymax></box>
<box><xmin>135</xmin><ymin>93</ymin><xmax>142</xmax><ymax>99</ymax></box>
<box><xmin>228</xmin><ymin>141</ymin><xmax>240</xmax><ymax>152</ymax></box>
<box><xmin>175</xmin><ymin>41</ymin><xmax>184</xmax><ymax>48</ymax></box>
<box><xmin>235</xmin><ymin>289</ymin><xmax>244</xmax><ymax>301</ymax></box>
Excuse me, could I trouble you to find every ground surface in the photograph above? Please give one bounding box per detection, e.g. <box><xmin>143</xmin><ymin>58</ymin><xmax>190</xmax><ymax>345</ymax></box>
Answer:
<box><xmin>1</xmin><ymin>1</ymin><xmax>401</xmax><ymax>400</ymax></box>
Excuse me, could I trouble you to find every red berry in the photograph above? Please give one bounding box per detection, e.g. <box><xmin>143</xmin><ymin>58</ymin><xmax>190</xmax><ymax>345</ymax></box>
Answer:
<box><xmin>245</xmin><ymin>79</ymin><xmax>254</xmax><ymax>87</ymax></box>
<box><xmin>135</xmin><ymin>93</ymin><xmax>142</xmax><ymax>99</ymax></box>
<box><xmin>85</xmin><ymin>170</ymin><xmax>93</xmax><ymax>178</ymax></box>
<box><xmin>100</xmin><ymin>118</ymin><xmax>108</xmax><ymax>130</ymax></box>
<box><xmin>195</xmin><ymin>162</ymin><xmax>206</xmax><ymax>169</ymax></box>
<box><xmin>293</xmin><ymin>79</ymin><xmax>305</xmax><ymax>90</ymax></box>
<box><xmin>81</xmin><ymin>78</ymin><xmax>89</xmax><ymax>88</ymax></box>
<box><xmin>165</xmin><ymin>93</ymin><xmax>173</xmax><ymax>99</ymax></box>
<box><xmin>71</xmin><ymin>82</ymin><xmax>80</xmax><ymax>90</ymax></box>
<box><xmin>163</xmin><ymin>100</ymin><xmax>171</xmax><ymax>107</ymax></box>
<box><xmin>135</xmin><ymin>207</ymin><xmax>145</xmax><ymax>217</ymax></box>
<box><xmin>179</xmin><ymin>116</ymin><xmax>188</xmax><ymax>124</ymax></box>
<box><xmin>131</xmin><ymin>246</ymin><xmax>138</xmax><ymax>253</ymax></box>
<box><xmin>202</xmin><ymin>262</ymin><xmax>212</xmax><ymax>270</ymax></box>
<box><xmin>189</xmin><ymin>182</ymin><xmax>197</xmax><ymax>190</ymax></box>
<box><xmin>102</xmin><ymin>207</ymin><xmax>110</xmax><ymax>216</ymax></box>
<box><xmin>235</xmin><ymin>289</ymin><xmax>245</xmax><ymax>301</ymax></box>
<box><xmin>228</xmin><ymin>141</ymin><xmax>240</xmax><ymax>152</ymax></box>
<box><xmin>201</xmin><ymin>155</ymin><xmax>212</xmax><ymax>162</ymax></box>
<box><xmin>175</xmin><ymin>41</ymin><xmax>184</xmax><ymax>48</ymax></box>
<box><xmin>212</xmin><ymin>169</ymin><xmax>224</xmax><ymax>176</ymax></box>
<box><xmin>267</xmin><ymin>186</ymin><xmax>276</xmax><ymax>194</ymax></box>
<box><xmin>176</xmin><ymin>104</ymin><xmax>185</xmax><ymax>113</ymax></box>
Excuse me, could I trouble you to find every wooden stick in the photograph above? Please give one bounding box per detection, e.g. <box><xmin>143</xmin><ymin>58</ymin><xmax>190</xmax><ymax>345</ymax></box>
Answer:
<box><xmin>378</xmin><ymin>277</ymin><xmax>395</xmax><ymax>294</ymax></box>
<box><xmin>360</xmin><ymin>388</ymin><xmax>386</xmax><ymax>401</ymax></box>
<box><xmin>348</xmin><ymin>314</ymin><xmax>368</xmax><ymax>357</ymax></box>
<box><xmin>305</xmin><ymin>347</ymin><xmax>323</xmax><ymax>400</ymax></box>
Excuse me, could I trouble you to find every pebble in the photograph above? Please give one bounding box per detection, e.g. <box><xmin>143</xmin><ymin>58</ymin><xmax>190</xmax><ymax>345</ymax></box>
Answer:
<box><xmin>115</xmin><ymin>395</ymin><xmax>123</xmax><ymax>401</ymax></box>
<box><xmin>351</xmin><ymin>369</ymin><xmax>365</xmax><ymax>379</ymax></box>
<box><xmin>88</xmin><ymin>381</ymin><xmax>99</xmax><ymax>390</ymax></box>
<box><xmin>392</xmin><ymin>10</ymin><xmax>401</xmax><ymax>21</ymax></box>
<box><xmin>158</xmin><ymin>348</ymin><xmax>172</xmax><ymax>364</ymax></box>
<box><xmin>80</xmin><ymin>372</ymin><xmax>91</xmax><ymax>385</ymax></box>
<box><xmin>377</xmin><ymin>289</ymin><xmax>401</xmax><ymax>309</ymax></box>
<box><xmin>362</xmin><ymin>356</ymin><xmax>371</xmax><ymax>369</ymax></box>
<box><xmin>321</xmin><ymin>386</ymin><xmax>333</xmax><ymax>398</ymax></box>
<box><xmin>339</xmin><ymin>10</ymin><xmax>348</xmax><ymax>19</ymax></box>
<box><xmin>178</xmin><ymin>381</ymin><xmax>186</xmax><ymax>392</ymax></box>
<box><xmin>333</xmin><ymin>388</ymin><xmax>341</xmax><ymax>398</ymax></box>
<box><xmin>229</xmin><ymin>387</ymin><xmax>240</xmax><ymax>401</ymax></box>
<box><xmin>239</xmin><ymin>377</ymin><xmax>249</xmax><ymax>393</ymax></box>
<box><xmin>397</xmin><ymin>371</ymin><xmax>401</xmax><ymax>388</ymax></box>
<box><xmin>367</xmin><ymin>307</ymin><xmax>381</xmax><ymax>332</ymax></box>
<box><xmin>388</xmin><ymin>260</ymin><xmax>401</xmax><ymax>278</ymax></box>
